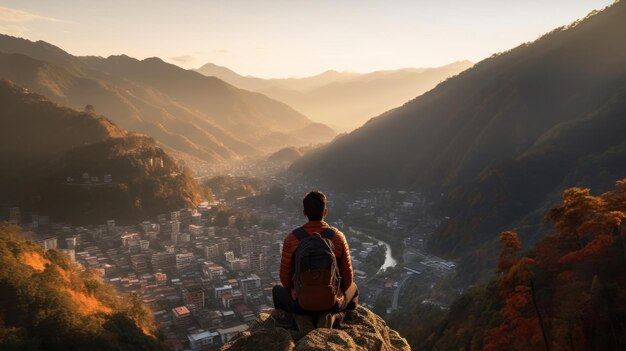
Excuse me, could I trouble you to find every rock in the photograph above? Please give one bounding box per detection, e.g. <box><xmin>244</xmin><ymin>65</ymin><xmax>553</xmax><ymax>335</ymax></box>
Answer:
<box><xmin>220</xmin><ymin>306</ymin><xmax>410</xmax><ymax>351</ymax></box>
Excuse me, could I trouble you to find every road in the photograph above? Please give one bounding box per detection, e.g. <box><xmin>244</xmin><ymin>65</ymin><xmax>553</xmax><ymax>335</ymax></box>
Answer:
<box><xmin>390</xmin><ymin>275</ymin><xmax>411</xmax><ymax>311</ymax></box>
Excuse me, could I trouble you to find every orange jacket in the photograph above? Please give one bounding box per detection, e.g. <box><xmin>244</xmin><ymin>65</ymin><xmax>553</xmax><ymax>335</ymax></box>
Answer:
<box><xmin>279</xmin><ymin>221</ymin><xmax>354</xmax><ymax>305</ymax></box>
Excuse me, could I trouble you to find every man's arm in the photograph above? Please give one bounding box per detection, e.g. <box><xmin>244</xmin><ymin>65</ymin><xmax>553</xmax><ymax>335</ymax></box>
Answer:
<box><xmin>336</xmin><ymin>231</ymin><xmax>354</xmax><ymax>291</ymax></box>
<box><xmin>279</xmin><ymin>233</ymin><xmax>296</xmax><ymax>290</ymax></box>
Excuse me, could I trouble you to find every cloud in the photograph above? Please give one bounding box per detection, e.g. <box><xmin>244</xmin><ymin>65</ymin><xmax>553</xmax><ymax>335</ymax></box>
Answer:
<box><xmin>0</xmin><ymin>6</ymin><xmax>63</xmax><ymax>24</ymax></box>
<box><xmin>212</xmin><ymin>48</ymin><xmax>230</xmax><ymax>54</ymax></box>
<box><xmin>0</xmin><ymin>6</ymin><xmax>64</xmax><ymax>36</ymax></box>
<box><xmin>169</xmin><ymin>55</ymin><xmax>197</xmax><ymax>65</ymax></box>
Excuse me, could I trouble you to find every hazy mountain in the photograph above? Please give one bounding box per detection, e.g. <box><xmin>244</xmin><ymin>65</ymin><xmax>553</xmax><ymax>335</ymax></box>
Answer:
<box><xmin>0</xmin><ymin>35</ymin><xmax>335</xmax><ymax>163</ymax></box>
<box><xmin>196</xmin><ymin>61</ymin><xmax>473</xmax><ymax>131</ymax></box>
<box><xmin>0</xmin><ymin>79</ymin><xmax>202</xmax><ymax>224</ymax></box>
<box><xmin>292</xmin><ymin>1</ymin><xmax>626</xmax><ymax>281</ymax></box>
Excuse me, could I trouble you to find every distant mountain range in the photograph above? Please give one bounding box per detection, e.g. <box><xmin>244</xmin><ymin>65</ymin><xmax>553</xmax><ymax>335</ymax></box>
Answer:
<box><xmin>0</xmin><ymin>34</ymin><xmax>335</xmax><ymax>163</ymax></box>
<box><xmin>0</xmin><ymin>79</ymin><xmax>202</xmax><ymax>224</ymax></box>
<box><xmin>196</xmin><ymin>61</ymin><xmax>473</xmax><ymax>131</ymax></box>
<box><xmin>292</xmin><ymin>1</ymin><xmax>626</xmax><ymax>282</ymax></box>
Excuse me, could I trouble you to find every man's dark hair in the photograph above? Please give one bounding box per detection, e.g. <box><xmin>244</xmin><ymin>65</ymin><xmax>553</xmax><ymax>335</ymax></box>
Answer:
<box><xmin>303</xmin><ymin>191</ymin><xmax>327</xmax><ymax>221</ymax></box>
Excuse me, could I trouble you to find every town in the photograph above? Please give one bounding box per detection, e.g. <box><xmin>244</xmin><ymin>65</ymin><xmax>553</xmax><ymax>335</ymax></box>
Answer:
<box><xmin>4</xmin><ymin>163</ymin><xmax>459</xmax><ymax>350</ymax></box>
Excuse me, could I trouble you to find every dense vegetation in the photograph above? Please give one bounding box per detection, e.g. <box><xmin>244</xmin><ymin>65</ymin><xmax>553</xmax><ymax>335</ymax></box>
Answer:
<box><xmin>292</xmin><ymin>0</ymin><xmax>626</xmax><ymax>284</ymax></box>
<box><xmin>0</xmin><ymin>223</ymin><xmax>167</xmax><ymax>350</ymax></box>
<box><xmin>202</xmin><ymin>175</ymin><xmax>266</xmax><ymax>201</ymax></box>
<box><xmin>390</xmin><ymin>180</ymin><xmax>626</xmax><ymax>350</ymax></box>
<box><xmin>0</xmin><ymin>79</ymin><xmax>202</xmax><ymax>224</ymax></box>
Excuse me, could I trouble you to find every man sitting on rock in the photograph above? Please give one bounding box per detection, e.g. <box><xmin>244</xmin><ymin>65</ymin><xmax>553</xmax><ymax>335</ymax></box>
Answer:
<box><xmin>272</xmin><ymin>191</ymin><xmax>359</xmax><ymax>332</ymax></box>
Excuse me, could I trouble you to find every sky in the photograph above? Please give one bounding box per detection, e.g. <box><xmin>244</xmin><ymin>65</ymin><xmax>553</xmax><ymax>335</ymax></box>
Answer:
<box><xmin>0</xmin><ymin>0</ymin><xmax>615</xmax><ymax>78</ymax></box>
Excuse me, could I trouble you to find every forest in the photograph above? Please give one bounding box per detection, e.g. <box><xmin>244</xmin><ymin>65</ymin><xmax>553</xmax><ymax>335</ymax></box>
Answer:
<box><xmin>390</xmin><ymin>179</ymin><xmax>626</xmax><ymax>350</ymax></box>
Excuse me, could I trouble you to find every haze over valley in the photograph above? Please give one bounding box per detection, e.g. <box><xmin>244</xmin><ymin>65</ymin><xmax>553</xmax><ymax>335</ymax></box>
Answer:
<box><xmin>1</xmin><ymin>1</ymin><xmax>624</xmax><ymax>350</ymax></box>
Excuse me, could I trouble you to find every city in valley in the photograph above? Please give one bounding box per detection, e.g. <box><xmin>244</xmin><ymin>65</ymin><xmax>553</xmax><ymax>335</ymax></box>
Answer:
<box><xmin>5</xmin><ymin>160</ymin><xmax>457</xmax><ymax>350</ymax></box>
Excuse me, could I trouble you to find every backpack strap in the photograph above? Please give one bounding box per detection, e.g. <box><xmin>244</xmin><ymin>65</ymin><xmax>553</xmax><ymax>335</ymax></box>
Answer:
<box><xmin>320</xmin><ymin>227</ymin><xmax>336</xmax><ymax>240</ymax></box>
<box><xmin>293</xmin><ymin>227</ymin><xmax>309</xmax><ymax>241</ymax></box>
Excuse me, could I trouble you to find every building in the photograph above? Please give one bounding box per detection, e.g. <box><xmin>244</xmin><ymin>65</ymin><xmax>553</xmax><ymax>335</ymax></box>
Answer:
<box><xmin>221</xmin><ymin>293</ymin><xmax>244</xmax><ymax>308</ymax></box>
<box><xmin>189</xmin><ymin>224</ymin><xmax>205</xmax><ymax>236</ymax></box>
<box><xmin>131</xmin><ymin>254</ymin><xmax>150</xmax><ymax>274</ymax></box>
<box><xmin>172</xmin><ymin>306</ymin><xmax>194</xmax><ymax>330</ymax></box>
<box><xmin>65</xmin><ymin>237</ymin><xmax>77</xmax><ymax>250</ymax></box>
<box><xmin>204</xmin><ymin>244</ymin><xmax>220</xmax><ymax>260</ymax></box>
<box><xmin>170</xmin><ymin>220</ymin><xmax>180</xmax><ymax>243</ymax></box>
<box><xmin>238</xmin><ymin>274</ymin><xmax>263</xmax><ymax>304</ymax></box>
<box><xmin>176</xmin><ymin>252</ymin><xmax>195</xmax><ymax>272</ymax></box>
<box><xmin>214</xmin><ymin>285</ymin><xmax>233</xmax><ymax>299</ymax></box>
<box><xmin>225</xmin><ymin>257</ymin><xmax>248</xmax><ymax>272</ymax></box>
<box><xmin>248</xmin><ymin>252</ymin><xmax>266</xmax><ymax>274</ymax></box>
<box><xmin>217</xmin><ymin>324</ymin><xmax>249</xmax><ymax>344</ymax></box>
<box><xmin>151</xmin><ymin>252</ymin><xmax>175</xmax><ymax>271</ymax></box>
<box><xmin>237</xmin><ymin>236</ymin><xmax>254</xmax><ymax>256</ymax></box>
<box><xmin>183</xmin><ymin>286</ymin><xmax>205</xmax><ymax>309</ymax></box>
<box><xmin>154</xmin><ymin>272</ymin><xmax>168</xmax><ymax>286</ymax></box>
<box><xmin>188</xmin><ymin>330</ymin><xmax>219</xmax><ymax>350</ymax></box>
<box><xmin>202</xmin><ymin>262</ymin><xmax>224</xmax><ymax>280</ymax></box>
<box><xmin>38</xmin><ymin>236</ymin><xmax>58</xmax><ymax>250</ymax></box>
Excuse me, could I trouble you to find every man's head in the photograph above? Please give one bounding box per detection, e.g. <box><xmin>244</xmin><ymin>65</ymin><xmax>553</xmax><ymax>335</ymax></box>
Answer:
<box><xmin>303</xmin><ymin>191</ymin><xmax>328</xmax><ymax>221</ymax></box>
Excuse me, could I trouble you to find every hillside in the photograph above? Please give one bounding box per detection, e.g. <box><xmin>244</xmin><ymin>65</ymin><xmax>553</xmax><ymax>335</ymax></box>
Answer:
<box><xmin>292</xmin><ymin>1</ymin><xmax>626</xmax><ymax>281</ymax></box>
<box><xmin>0</xmin><ymin>79</ymin><xmax>202</xmax><ymax>224</ymax></box>
<box><xmin>196</xmin><ymin>61</ymin><xmax>472</xmax><ymax>131</ymax></box>
<box><xmin>0</xmin><ymin>35</ymin><xmax>334</xmax><ymax>162</ymax></box>
<box><xmin>0</xmin><ymin>223</ymin><xmax>167</xmax><ymax>350</ymax></box>
<box><xmin>390</xmin><ymin>180</ymin><xmax>626</xmax><ymax>350</ymax></box>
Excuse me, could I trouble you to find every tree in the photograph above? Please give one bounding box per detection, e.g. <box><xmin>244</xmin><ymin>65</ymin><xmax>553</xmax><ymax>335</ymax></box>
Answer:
<box><xmin>498</xmin><ymin>231</ymin><xmax>522</xmax><ymax>273</ymax></box>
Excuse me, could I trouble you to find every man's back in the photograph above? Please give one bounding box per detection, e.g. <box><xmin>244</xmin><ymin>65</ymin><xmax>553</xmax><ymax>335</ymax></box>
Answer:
<box><xmin>272</xmin><ymin>190</ymin><xmax>358</xmax><ymax>328</ymax></box>
<box><xmin>279</xmin><ymin>221</ymin><xmax>353</xmax><ymax>304</ymax></box>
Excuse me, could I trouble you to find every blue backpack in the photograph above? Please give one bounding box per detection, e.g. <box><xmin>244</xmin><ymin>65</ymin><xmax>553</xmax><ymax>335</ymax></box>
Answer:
<box><xmin>292</xmin><ymin>227</ymin><xmax>342</xmax><ymax>311</ymax></box>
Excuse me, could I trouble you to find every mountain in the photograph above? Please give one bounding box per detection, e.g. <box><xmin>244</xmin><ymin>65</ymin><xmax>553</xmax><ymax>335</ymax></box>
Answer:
<box><xmin>0</xmin><ymin>79</ymin><xmax>202</xmax><ymax>224</ymax></box>
<box><xmin>0</xmin><ymin>35</ymin><xmax>334</xmax><ymax>163</ymax></box>
<box><xmin>0</xmin><ymin>223</ymin><xmax>167</xmax><ymax>350</ymax></box>
<box><xmin>267</xmin><ymin>147</ymin><xmax>305</xmax><ymax>164</ymax></box>
<box><xmin>220</xmin><ymin>306</ymin><xmax>410</xmax><ymax>351</ymax></box>
<box><xmin>196</xmin><ymin>61</ymin><xmax>473</xmax><ymax>131</ymax></box>
<box><xmin>390</xmin><ymin>180</ymin><xmax>626</xmax><ymax>350</ymax></box>
<box><xmin>291</xmin><ymin>1</ymin><xmax>626</xmax><ymax>282</ymax></box>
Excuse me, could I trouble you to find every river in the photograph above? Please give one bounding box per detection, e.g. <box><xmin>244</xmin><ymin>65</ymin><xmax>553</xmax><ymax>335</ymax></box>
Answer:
<box><xmin>377</xmin><ymin>238</ymin><xmax>398</xmax><ymax>273</ymax></box>
<box><xmin>350</xmin><ymin>227</ymin><xmax>398</xmax><ymax>273</ymax></box>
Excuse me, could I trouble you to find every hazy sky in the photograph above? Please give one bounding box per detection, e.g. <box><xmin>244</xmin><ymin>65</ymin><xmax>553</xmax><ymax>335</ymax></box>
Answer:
<box><xmin>0</xmin><ymin>0</ymin><xmax>614</xmax><ymax>78</ymax></box>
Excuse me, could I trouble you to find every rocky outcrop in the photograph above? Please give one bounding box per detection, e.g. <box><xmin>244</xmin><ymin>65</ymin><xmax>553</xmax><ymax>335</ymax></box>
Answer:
<box><xmin>220</xmin><ymin>306</ymin><xmax>410</xmax><ymax>351</ymax></box>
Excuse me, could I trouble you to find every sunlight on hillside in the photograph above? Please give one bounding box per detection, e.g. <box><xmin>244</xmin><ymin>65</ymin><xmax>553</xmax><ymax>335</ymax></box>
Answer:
<box><xmin>64</xmin><ymin>288</ymin><xmax>112</xmax><ymax>315</ymax></box>
<box><xmin>19</xmin><ymin>251</ymin><xmax>50</xmax><ymax>272</ymax></box>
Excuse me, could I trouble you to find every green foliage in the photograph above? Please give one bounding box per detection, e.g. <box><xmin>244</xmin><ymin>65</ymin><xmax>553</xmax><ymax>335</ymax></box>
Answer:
<box><xmin>0</xmin><ymin>223</ymin><xmax>167</xmax><ymax>351</ymax></box>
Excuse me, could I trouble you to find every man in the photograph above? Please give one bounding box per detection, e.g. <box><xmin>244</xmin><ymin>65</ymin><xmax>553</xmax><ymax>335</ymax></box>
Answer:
<box><xmin>272</xmin><ymin>191</ymin><xmax>358</xmax><ymax>330</ymax></box>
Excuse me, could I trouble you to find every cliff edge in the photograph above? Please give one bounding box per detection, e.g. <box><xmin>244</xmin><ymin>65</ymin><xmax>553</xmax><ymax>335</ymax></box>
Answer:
<box><xmin>220</xmin><ymin>306</ymin><xmax>410</xmax><ymax>351</ymax></box>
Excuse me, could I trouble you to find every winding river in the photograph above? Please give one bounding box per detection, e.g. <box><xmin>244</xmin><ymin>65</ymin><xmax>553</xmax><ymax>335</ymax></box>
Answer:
<box><xmin>350</xmin><ymin>228</ymin><xmax>398</xmax><ymax>273</ymax></box>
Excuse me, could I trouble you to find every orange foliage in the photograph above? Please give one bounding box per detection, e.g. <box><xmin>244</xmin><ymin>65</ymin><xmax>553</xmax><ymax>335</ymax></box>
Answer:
<box><xmin>19</xmin><ymin>251</ymin><xmax>51</xmax><ymax>272</ymax></box>
<box><xmin>488</xmin><ymin>180</ymin><xmax>626</xmax><ymax>350</ymax></box>
<box><xmin>558</xmin><ymin>234</ymin><xmax>614</xmax><ymax>265</ymax></box>
<box><xmin>64</xmin><ymin>289</ymin><xmax>112</xmax><ymax>315</ymax></box>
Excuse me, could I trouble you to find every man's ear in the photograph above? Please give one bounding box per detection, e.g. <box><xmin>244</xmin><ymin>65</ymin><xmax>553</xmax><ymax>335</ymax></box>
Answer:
<box><xmin>323</xmin><ymin>208</ymin><xmax>328</xmax><ymax>217</ymax></box>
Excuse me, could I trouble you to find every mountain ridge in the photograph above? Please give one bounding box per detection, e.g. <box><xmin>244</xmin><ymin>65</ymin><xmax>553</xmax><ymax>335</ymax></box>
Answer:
<box><xmin>291</xmin><ymin>1</ymin><xmax>626</xmax><ymax>282</ymax></box>
<box><xmin>196</xmin><ymin>60</ymin><xmax>473</xmax><ymax>130</ymax></box>
<box><xmin>0</xmin><ymin>79</ymin><xmax>202</xmax><ymax>224</ymax></box>
<box><xmin>0</xmin><ymin>34</ymin><xmax>335</xmax><ymax>163</ymax></box>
